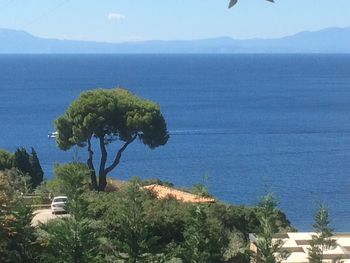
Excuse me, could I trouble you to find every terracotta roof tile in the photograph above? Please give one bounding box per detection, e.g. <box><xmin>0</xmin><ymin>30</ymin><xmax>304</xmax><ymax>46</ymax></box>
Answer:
<box><xmin>143</xmin><ymin>184</ymin><xmax>215</xmax><ymax>203</ymax></box>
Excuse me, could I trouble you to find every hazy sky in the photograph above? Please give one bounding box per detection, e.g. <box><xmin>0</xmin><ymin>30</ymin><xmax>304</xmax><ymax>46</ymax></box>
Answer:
<box><xmin>0</xmin><ymin>0</ymin><xmax>350</xmax><ymax>42</ymax></box>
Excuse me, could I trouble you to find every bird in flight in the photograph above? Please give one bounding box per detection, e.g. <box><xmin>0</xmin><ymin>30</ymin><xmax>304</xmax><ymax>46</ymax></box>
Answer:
<box><xmin>228</xmin><ymin>0</ymin><xmax>274</xmax><ymax>8</ymax></box>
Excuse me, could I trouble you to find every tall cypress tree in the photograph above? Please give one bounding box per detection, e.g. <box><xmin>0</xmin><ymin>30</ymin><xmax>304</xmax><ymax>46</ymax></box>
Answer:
<box><xmin>308</xmin><ymin>203</ymin><xmax>338</xmax><ymax>263</ymax></box>
<box><xmin>29</xmin><ymin>148</ymin><xmax>43</xmax><ymax>189</ymax></box>
<box><xmin>252</xmin><ymin>194</ymin><xmax>290</xmax><ymax>263</ymax></box>
<box><xmin>13</xmin><ymin>147</ymin><xmax>44</xmax><ymax>190</ymax></box>
<box><xmin>13</xmin><ymin>148</ymin><xmax>31</xmax><ymax>176</ymax></box>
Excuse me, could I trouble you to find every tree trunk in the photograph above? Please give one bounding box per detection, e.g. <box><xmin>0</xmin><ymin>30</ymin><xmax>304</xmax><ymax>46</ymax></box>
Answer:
<box><xmin>98</xmin><ymin>170</ymin><xmax>107</xmax><ymax>191</ymax></box>
<box><xmin>89</xmin><ymin>169</ymin><xmax>97</xmax><ymax>191</ymax></box>
<box><xmin>87</xmin><ymin>138</ymin><xmax>98</xmax><ymax>190</ymax></box>
<box><xmin>98</xmin><ymin>136</ymin><xmax>108</xmax><ymax>191</ymax></box>
<box><xmin>98</xmin><ymin>134</ymin><xmax>138</xmax><ymax>191</ymax></box>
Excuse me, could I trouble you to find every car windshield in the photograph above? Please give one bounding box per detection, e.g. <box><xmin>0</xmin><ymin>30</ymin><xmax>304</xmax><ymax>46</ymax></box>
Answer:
<box><xmin>53</xmin><ymin>198</ymin><xmax>67</xmax><ymax>202</ymax></box>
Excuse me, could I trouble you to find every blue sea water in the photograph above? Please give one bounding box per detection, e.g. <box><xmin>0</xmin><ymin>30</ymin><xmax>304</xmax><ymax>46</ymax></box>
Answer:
<box><xmin>1</xmin><ymin>54</ymin><xmax>350</xmax><ymax>231</ymax></box>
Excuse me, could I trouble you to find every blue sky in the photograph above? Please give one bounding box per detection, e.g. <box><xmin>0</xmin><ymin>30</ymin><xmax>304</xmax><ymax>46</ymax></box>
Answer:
<box><xmin>0</xmin><ymin>0</ymin><xmax>350</xmax><ymax>42</ymax></box>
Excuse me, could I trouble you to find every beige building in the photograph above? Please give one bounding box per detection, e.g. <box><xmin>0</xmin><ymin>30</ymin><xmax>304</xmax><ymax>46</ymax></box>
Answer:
<box><xmin>250</xmin><ymin>232</ymin><xmax>350</xmax><ymax>263</ymax></box>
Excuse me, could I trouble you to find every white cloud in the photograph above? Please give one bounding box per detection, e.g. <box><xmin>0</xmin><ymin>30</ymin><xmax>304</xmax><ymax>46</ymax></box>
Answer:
<box><xmin>108</xmin><ymin>13</ymin><xmax>126</xmax><ymax>21</ymax></box>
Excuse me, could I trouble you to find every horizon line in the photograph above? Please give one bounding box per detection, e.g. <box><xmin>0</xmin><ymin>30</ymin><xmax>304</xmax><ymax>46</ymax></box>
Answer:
<box><xmin>0</xmin><ymin>26</ymin><xmax>348</xmax><ymax>44</ymax></box>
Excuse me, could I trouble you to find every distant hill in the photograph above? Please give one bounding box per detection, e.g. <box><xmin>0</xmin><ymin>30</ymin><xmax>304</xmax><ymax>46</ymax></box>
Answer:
<box><xmin>1</xmin><ymin>27</ymin><xmax>350</xmax><ymax>54</ymax></box>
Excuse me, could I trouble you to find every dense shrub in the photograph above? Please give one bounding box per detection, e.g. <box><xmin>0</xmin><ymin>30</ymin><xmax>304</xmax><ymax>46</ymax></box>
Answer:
<box><xmin>0</xmin><ymin>148</ymin><xmax>43</xmax><ymax>190</ymax></box>
<box><xmin>0</xmin><ymin>149</ymin><xmax>14</xmax><ymax>170</ymax></box>
<box><xmin>1</xmin><ymin>164</ymin><xmax>295</xmax><ymax>262</ymax></box>
<box><xmin>36</xmin><ymin>162</ymin><xmax>91</xmax><ymax>202</ymax></box>
<box><xmin>82</xmin><ymin>178</ymin><xmax>294</xmax><ymax>262</ymax></box>
<box><xmin>0</xmin><ymin>194</ymin><xmax>39</xmax><ymax>263</ymax></box>
<box><xmin>38</xmin><ymin>216</ymin><xmax>103</xmax><ymax>263</ymax></box>
<box><xmin>0</xmin><ymin>169</ymin><xmax>29</xmax><ymax>199</ymax></box>
<box><xmin>180</xmin><ymin>204</ymin><xmax>229</xmax><ymax>262</ymax></box>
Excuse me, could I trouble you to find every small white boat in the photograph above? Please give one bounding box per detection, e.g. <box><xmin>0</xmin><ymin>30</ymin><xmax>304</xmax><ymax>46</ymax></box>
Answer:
<box><xmin>48</xmin><ymin>131</ymin><xmax>58</xmax><ymax>138</ymax></box>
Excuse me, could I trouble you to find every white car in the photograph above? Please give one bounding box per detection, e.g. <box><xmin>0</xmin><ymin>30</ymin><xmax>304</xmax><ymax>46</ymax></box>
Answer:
<box><xmin>51</xmin><ymin>196</ymin><xmax>68</xmax><ymax>214</ymax></box>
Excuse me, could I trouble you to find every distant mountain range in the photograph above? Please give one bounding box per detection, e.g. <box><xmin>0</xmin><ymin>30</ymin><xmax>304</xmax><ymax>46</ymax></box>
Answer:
<box><xmin>0</xmin><ymin>27</ymin><xmax>350</xmax><ymax>54</ymax></box>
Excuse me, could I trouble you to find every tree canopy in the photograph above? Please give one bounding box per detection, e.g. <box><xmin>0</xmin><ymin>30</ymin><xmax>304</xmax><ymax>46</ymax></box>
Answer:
<box><xmin>55</xmin><ymin>88</ymin><xmax>169</xmax><ymax>191</ymax></box>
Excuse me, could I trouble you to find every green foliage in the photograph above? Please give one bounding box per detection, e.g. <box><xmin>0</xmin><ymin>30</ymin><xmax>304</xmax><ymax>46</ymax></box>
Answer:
<box><xmin>55</xmin><ymin>88</ymin><xmax>168</xmax><ymax>150</ymax></box>
<box><xmin>251</xmin><ymin>194</ymin><xmax>290</xmax><ymax>263</ymax></box>
<box><xmin>140</xmin><ymin>178</ymin><xmax>174</xmax><ymax>187</ymax></box>
<box><xmin>209</xmin><ymin>203</ymin><xmax>259</xmax><ymax>242</ymax></box>
<box><xmin>11</xmin><ymin>147</ymin><xmax>44</xmax><ymax>190</ymax></box>
<box><xmin>146</xmin><ymin>196</ymin><xmax>190</xmax><ymax>246</ymax></box>
<box><xmin>37</xmin><ymin>184</ymin><xmax>103</xmax><ymax>263</ymax></box>
<box><xmin>3</xmin><ymin>201</ymin><xmax>39</xmax><ymax>263</ymax></box>
<box><xmin>0</xmin><ymin>191</ymin><xmax>14</xmax><ymax>261</ymax></box>
<box><xmin>223</xmin><ymin>232</ymin><xmax>251</xmax><ymax>263</ymax></box>
<box><xmin>0</xmin><ymin>149</ymin><xmax>14</xmax><ymax>170</ymax></box>
<box><xmin>0</xmin><ymin>170</ymin><xmax>31</xmax><ymax>261</ymax></box>
<box><xmin>180</xmin><ymin>204</ymin><xmax>229</xmax><ymax>263</ymax></box>
<box><xmin>100</xmin><ymin>179</ymin><xmax>170</xmax><ymax>262</ymax></box>
<box><xmin>83</xmin><ymin>178</ymin><xmax>275</xmax><ymax>262</ymax></box>
<box><xmin>308</xmin><ymin>203</ymin><xmax>338</xmax><ymax>263</ymax></box>
<box><xmin>29</xmin><ymin>148</ymin><xmax>44</xmax><ymax>189</ymax></box>
<box><xmin>13</xmin><ymin>147</ymin><xmax>31</xmax><ymax>176</ymax></box>
<box><xmin>0</xmin><ymin>162</ymin><xmax>295</xmax><ymax>263</ymax></box>
<box><xmin>0</xmin><ymin>191</ymin><xmax>39</xmax><ymax>263</ymax></box>
<box><xmin>81</xmin><ymin>178</ymin><xmax>295</xmax><ymax>262</ymax></box>
<box><xmin>48</xmin><ymin>162</ymin><xmax>91</xmax><ymax>200</ymax></box>
<box><xmin>85</xmin><ymin>181</ymin><xmax>212</xmax><ymax>261</ymax></box>
<box><xmin>189</xmin><ymin>183</ymin><xmax>213</xmax><ymax>198</ymax></box>
<box><xmin>0</xmin><ymin>169</ymin><xmax>30</xmax><ymax>199</ymax></box>
<box><xmin>38</xmin><ymin>217</ymin><xmax>103</xmax><ymax>263</ymax></box>
<box><xmin>313</xmin><ymin>204</ymin><xmax>333</xmax><ymax>237</ymax></box>
<box><xmin>55</xmin><ymin>88</ymin><xmax>169</xmax><ymax>190</ymax></box>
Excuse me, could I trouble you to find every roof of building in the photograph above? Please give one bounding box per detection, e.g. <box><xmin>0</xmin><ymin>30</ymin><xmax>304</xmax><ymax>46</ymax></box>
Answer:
<box><xmin>143</xmin><ymin>184</ymin><xmax>216</xmax><ymax>203</ymax></box>
<box><xmin>250</xmin><ymin>232</ymin><xmax>350</xmax><ymax>263</ymax></box>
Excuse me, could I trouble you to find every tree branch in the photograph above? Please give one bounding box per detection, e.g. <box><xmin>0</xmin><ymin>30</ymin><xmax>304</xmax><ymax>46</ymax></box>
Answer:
<box><xmin>104</xmin><ymin>134</ymin><xmax>138</xmax><ymax>175</ymax></box>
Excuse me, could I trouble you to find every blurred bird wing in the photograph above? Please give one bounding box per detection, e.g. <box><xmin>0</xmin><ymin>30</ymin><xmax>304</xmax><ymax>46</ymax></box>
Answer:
<box><xmin>229</xmin><ymin>0</ymin><xmax>274</xmax><ymax>8</ymax></box>
<box><xmin>228</xmin><ymin>0</ymin><xmax>238</xmax><ymax>8</ymax></box>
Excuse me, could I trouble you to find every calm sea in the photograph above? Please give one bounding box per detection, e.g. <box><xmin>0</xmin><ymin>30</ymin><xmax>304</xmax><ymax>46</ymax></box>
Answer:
<box><xmin>1</xmin><ymin>54</ymin><xmax>350</xmax><ymax>231</ymax></box>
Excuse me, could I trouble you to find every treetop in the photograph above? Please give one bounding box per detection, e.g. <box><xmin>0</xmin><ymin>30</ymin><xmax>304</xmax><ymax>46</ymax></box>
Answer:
<box><xmin>55</xmin><ymin>88</ymin><xmax>169</xmax><ymax>150</ymax></box>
